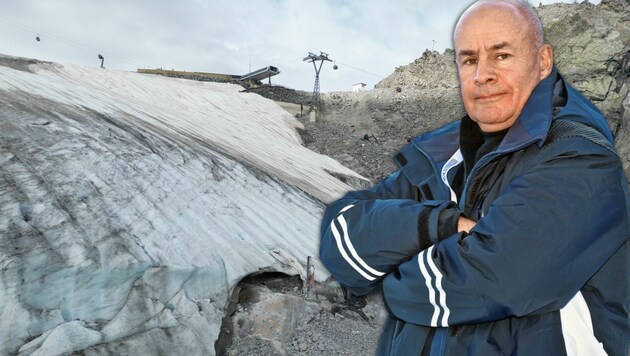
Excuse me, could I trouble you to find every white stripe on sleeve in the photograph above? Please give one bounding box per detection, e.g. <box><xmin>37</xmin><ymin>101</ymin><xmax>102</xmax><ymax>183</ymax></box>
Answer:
<box><xmin>337</xmin><ymin>214</ymin><xmax>384</xmax><ymax>277</ymax></box>
<box><xmin>419</xmin><ymin>247</ymin><xmax>441</xmax><ymax>326</ymax></box>
<box><xmin>330</xmin><ymin>219</ymin><xmax>376</xmax><ymax>281</ymax></box>
<box><xmin>426</xmin><ymin>246</ymin><xmax>450</xmax><ymax>327</ymax></box>
<box><xmin>339</xmin><ymin>204</ymin><xmax>355</xmax><ymax>213</ymax></box>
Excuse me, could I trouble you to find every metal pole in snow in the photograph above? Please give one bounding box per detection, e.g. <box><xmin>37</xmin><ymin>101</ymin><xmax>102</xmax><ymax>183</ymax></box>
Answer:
<box><xmin>306</xmin><ymin>256</ymin><xmax>315</xmax><ymax>299</ymax></box>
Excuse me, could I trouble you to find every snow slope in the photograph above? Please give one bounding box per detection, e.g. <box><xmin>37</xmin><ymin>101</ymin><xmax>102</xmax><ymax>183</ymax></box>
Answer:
<box><xmin>0</xmin><ymin>55</ymin><xmax>365</xmax><ymax>355</ymax></box>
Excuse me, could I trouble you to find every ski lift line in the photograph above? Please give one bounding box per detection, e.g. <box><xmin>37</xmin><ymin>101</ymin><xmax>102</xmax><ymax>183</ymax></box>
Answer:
<box><xmin>0</xmin><ymin>15</ymin><xmax>145</xmax><ymax>68</ymax></box>
<box><xmin>0</xmin><ymin>15</ymin><xmax>39</xmax><ymax>33</ymax></box>
<box><xmin>334</xmin><ymin>60</ymin><xmax>385</xmax><ymax>79</ymax></box>
<box><xmin>0</xmin><ymin>15</ymin><xmax>126</xmax><ymax>61</ymax></box>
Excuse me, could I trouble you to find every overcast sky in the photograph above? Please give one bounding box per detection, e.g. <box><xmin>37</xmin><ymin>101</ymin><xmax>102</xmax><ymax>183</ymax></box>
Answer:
<box><xmin>1</xmin><ymin>0</ymin><xmax>600</xmax><ymax>92</ymax></box>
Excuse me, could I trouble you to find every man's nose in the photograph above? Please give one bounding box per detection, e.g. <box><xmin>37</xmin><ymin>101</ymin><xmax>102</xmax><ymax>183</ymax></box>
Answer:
<box><xmin>473</xmin><ymin>60</ymin><xmax>497</xmax><ymax>85</ymax></box>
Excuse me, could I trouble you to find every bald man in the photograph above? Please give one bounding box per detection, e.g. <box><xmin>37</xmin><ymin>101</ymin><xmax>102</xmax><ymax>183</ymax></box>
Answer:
<box><xmin>319</xmin><ymin>0</ymin><xmax>629</xmax><ymax>355</ymax></box>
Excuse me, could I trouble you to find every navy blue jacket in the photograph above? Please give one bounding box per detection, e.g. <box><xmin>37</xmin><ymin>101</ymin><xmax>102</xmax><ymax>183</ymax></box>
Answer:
<box><xmin>320</xmin><ymin>68</ymin><xmax>630</xmax><ymax>355</ymax></box>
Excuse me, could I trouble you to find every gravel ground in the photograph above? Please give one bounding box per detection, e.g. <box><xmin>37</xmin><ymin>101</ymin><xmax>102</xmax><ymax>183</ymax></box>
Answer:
<box><xmin>224</xmin><ymin>274</ymin><xmax>387</xmax><ymax>356</ymax></box>
<box><xmin>283</xmin><ymin>294</ymin><xmax>386</xmax><ymax>356</ymax></box>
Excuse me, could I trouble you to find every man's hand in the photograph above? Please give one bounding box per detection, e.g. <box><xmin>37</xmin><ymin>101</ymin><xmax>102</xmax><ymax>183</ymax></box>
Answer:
<box><xmin>458</xmin><ymin>216</ymin><xmax>476</xmax><ymax>233</ymax></box>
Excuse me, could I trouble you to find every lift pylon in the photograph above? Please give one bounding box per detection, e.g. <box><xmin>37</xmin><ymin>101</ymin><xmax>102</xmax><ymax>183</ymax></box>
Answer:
<box><xmin>303</xmin><ymin>51</ymin><xmax>332</xmax><ymax>110</ymax></box>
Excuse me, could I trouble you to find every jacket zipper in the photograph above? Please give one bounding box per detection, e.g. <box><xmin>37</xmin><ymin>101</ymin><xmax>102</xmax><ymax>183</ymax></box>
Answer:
<box><xmin>460</xmin><ymin>153</ymin><xmax>497</xmax><ymax>214</ymax></box>
<box><xmin>460</xmin><ymin>138</ymin><xmax>537</xmax><ymax>212</ymax></box>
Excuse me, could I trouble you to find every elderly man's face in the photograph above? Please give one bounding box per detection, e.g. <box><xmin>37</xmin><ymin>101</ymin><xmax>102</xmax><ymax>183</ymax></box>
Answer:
<box><xmin>454</xmin><ymin>3</ymin><xmax>552</xmax><ymax>132</ymax></box>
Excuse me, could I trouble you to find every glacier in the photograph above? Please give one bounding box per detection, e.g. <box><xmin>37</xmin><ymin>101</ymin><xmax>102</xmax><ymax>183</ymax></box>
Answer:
<box><xmin>0</xmin><ymin>55</ymin><xmax>366</xmax><ymax>355</ymax></box>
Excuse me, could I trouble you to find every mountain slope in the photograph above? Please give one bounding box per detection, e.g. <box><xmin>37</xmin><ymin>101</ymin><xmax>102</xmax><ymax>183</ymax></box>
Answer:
<box><xmin>0</xmin><ymin>55</ymin><xmax>364</xmax><ymax>355</ymax></box>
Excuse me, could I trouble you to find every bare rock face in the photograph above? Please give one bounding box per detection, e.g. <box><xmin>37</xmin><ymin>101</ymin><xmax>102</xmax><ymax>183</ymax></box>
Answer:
<box><xmin>308</xmin><ymin>86</ymin><xmax>464</xmax><ymax>181</ymax></box>
<box><xmin>375</xmin><ymin>49</ymin><xmax>459</xmax><ymax>91</ymax></box>
<box><xmin>540</xmin><ymin>0</ymin><xmax>630</xmax><ymax>179</ymax></box>
<box><xmin>232</xmin><ymin>286</ymin><xmax>303</xmax><ymax>343</ymax></box>
<box><xmin>307</xmin><ymin>0</ymin><xmax>630</xmax><ymax>183</ymax></box>
<box><xmin>539</xmin><ymin>0</ymin><xmax>629</xmax><ymax>135</ymax></box>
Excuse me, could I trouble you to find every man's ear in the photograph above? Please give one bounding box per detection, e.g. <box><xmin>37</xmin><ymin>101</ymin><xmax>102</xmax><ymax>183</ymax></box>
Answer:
<box><xmin>539</xmin><ymin>44</ymin><xmax>553</xmax><ymax>79</ymax></box>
